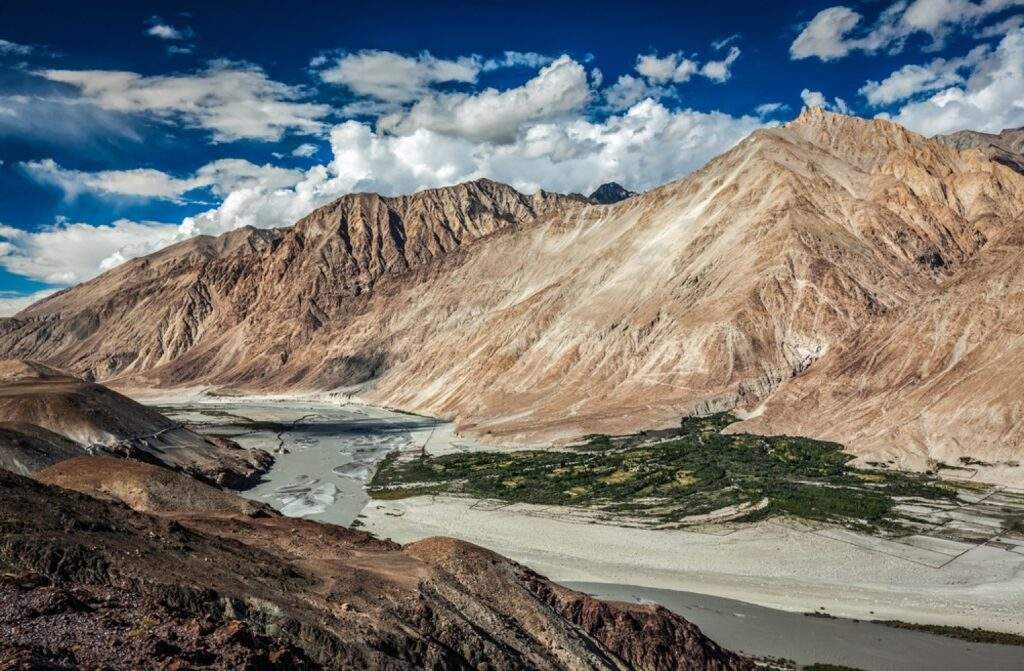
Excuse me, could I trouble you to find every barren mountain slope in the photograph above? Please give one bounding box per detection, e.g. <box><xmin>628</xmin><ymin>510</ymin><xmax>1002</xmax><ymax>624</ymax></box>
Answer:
<box><xmin>1</xmin><ymin>179</ymin><xmax>582</xmax><ymax>383</ymax></box>
<box><xmin>0</xmin><ymin>469</ymin><xmax>749</xmax><ymax>670</ymax></box>
<box><xmin>733</xmin><ymin>220</ymin><xmax>1024</xmax><ymax>469</ymax></box>
<box><xmin>0</xmin><ymin>421</ymin><xmax>85</xmax><ymax>476</ymax></box>
<box><xmin>935</xmin><ymin>126</ymin><xmax>1024</xmax><ymax>174</ymax></box>
<box><xmin>34</xmin><ymin>455</ymin><xmax>275</xmax><ymax>515</ymax></box>
<box><xmin>2</xmin><ymin>110</ymin><xmax>1024</xmax><ymax>464</ymax></box>
<box><xmin>339</xmin><ymin>109</ymin><xmax>1024</xmax><ymax>447</ymax></box>
<box><xmin>0</xmin><ymin>359</ymin><xmax>270</xmax><ymax>486</ymax></box>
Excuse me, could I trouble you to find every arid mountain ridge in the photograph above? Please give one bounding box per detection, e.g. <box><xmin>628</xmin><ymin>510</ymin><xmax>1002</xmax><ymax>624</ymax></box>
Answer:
<box><xmin>4</xmin><ymin>108</ymin><xmax>1024</xmax><ymax>469</ymax></box>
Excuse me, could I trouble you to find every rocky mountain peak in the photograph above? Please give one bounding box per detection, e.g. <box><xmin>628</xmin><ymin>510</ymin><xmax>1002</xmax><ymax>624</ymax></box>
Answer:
<box><xmin>588</xmin><ymin>182</ymin><xmax>637</xmax><ymax>204</ymax></box>
<box><xmin>789</xmin><ymin>105</ymin><xmax>913</xmax><ymax>142</ymax></box>
<box><xmin>792</xmin><ymin>104</ymin><xmax>829</xmax><ymax>124</ymax></box>
<box><xmin>781</xmin><ymin>105</ymin><xmax>980</xmax><ymax>178</ymax></box>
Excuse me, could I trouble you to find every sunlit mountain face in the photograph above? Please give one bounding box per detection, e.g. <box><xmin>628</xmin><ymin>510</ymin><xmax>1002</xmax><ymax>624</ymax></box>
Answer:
<box><xmin>4</xmin><ymin>4</ymin><xmax>1024</xmax><ymax>670</ymax></box>
<box><xmin>1</xmin><ymin>0</ymin><xmax>1022</xmax><ymax>313</ymax></box>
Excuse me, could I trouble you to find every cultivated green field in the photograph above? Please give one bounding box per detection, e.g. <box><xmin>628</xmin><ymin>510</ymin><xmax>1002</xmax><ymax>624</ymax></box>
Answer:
<box><xmin>368</xmin><ymin>413</ymin><xmax>957</xmax><ymax>531</ymax></box>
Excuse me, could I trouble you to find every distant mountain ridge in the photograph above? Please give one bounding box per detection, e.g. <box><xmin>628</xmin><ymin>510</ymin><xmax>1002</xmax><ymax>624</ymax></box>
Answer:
<box><xmin>934</xmin><ymin>126</ymin><xmax>1024</xmax><ymax>174</ymax></box>
<box><xmin>4</xmin><ymin>108</ymin><xmax>1024</xmax><ymax>471</ymax></box>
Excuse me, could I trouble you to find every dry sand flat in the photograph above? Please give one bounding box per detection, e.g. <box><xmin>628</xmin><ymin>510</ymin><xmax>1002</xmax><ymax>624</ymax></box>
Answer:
<box><xmin>361</xmin><ymin>495</ymin><xmax>1024</xmax><ymax>634</ymax></box>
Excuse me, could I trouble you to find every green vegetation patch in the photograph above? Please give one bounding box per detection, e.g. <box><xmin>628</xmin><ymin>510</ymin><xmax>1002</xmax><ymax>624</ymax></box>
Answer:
<box><xmin>873</xmin><ymin>620</ymin><xmax>1024</xmax><ymax>646</ymax></box>
<box><xmin>369</xmin><ymin>413</ymin><xmax>957</xmax><ymax>530</ymax></box>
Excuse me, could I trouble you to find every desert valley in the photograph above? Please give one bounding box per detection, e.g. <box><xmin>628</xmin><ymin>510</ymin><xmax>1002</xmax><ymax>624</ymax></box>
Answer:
<box><xmin>3</xmin><ymin>106</ymin><xmax>1024</xmax><ymax>669</ymax></box>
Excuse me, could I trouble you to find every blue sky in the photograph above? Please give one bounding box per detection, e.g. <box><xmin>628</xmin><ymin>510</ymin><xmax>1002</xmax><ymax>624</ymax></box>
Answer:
<box><xmin>1</xmin><ymin>0</ymin><xmax>1022</xmax><ymax>310</ymax></box>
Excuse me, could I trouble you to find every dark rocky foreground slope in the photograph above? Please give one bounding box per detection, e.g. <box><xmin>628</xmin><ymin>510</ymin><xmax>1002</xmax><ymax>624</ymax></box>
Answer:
<box><xmin>33</xmin><ymin>455</ymin><xmax>276</xmax><ymax>516</ymax></box>
<box><xmin>0</xmin><ymin>421</ymin><xmax>85</xmax><ymax>476</ymax></box>
<box><xmin>0</xmin><ymin>467</ymin><xmax>751</xmax><ymax>670</ymax></box>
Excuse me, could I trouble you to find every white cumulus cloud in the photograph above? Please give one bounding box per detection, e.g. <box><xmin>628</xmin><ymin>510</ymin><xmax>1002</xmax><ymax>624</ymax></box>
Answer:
<box><xmin>317</xmin><ymin>50</ymin><xmax>481</xmax><ymax>102</ymax></box>
<box><xmin>147</xmin><ymin>23</ymin><xmax>185</xmax><ymax>40</ymax></box>
<box><xmin>376</xmin><ymin>55</ymin><xmax>593</xmax><ymax>144</ymax></box>
<box><xmin>291</xmin><ymin>143</ymin><xmax>319</xmax><ymax>158</ymax></box>
<box><xmin>883</xmin><ymin>27</ymin><xmax>1024</xmax><ymax>134</ymax></box>
<box><xmin>700</xmin><ymin>46</ymin><xmax>741</xmax><ymax>82</ymax></box>
<box><xmin>21</xmin><ymin>158</ymin><xmax>304</xmax><ymax>201</ymax></box>
<box><xmin>636</xmin><ymin>52</ymin><xmax>700</xmax><ymax>83</ymax></box>
<box><xmin>23</xmin><ymin>159</ymin><xmax>197</xmax><ymax>200</ymax></box>
<box><xmin>755</xmin><ymin>102</ymin><xmax>790</xmax><ymax>116</ymax></box>
<box><xmin>0</xmin><ymin>219</ymin><xmax>182</xmax><ymax>284</ymax></box>
<box><xmin>316</xmin><ymin>49</ymin><xmax>564</xmax><ymax>106</ymax></box>
<box><xmin>790</xmin><ymin>0</ymin><xmax>1024</xmax><ymax>61</ymax></box>
<box><xmin>633</xmin><ymin>46</ymin><xmax>742</xmax><ymax>86</ymax></box>
<box><xmin>859</xmin><ymin>45</ymin><xmax>989</xmax><ymax>105</ymax></box>
<box><xmin>331</xmin><ymin>100</ymin><xmax>763</xmax><ymax>196</ymax></box>
<box><xmin>40</xmin><ymin>61</ymin><xmax>331</xmax><ymax>142</ymax></box>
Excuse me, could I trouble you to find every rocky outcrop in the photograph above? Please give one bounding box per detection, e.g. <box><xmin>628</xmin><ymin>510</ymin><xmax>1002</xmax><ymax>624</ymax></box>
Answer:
<box><xmin>0</xmin><ymin>574</ymin><xmax>312</xmax><ymax>670</ymax></box>
<box><xmin>0</xmin><ymin>469</ymin><xmax>750</xmax><ymax>670</ymax></box>
<box><xmin>3</xmin><ymin>110</ymin><xmax>1024</xmax><ymax>465</ymax></box>
<box><xmin>407</xmin><ymin>537</ymin><xmax>747</xmax><ymax>671</ymax></box>
<box><xmin>0</xmin><ymin>359</ymin><xmax>271</xmax><ymax>486</ymax></box>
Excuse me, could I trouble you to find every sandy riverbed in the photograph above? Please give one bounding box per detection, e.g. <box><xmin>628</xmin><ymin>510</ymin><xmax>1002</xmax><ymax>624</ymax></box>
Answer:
<box><xmin>361</xmin><ymin>494</ymin><xmax>1024</xmax><ymax>634</ymax></box>
<box><xmin>144</xmin><ymin>392</ymin><xmax>490</xmax><ymax>525</ymax></box>
<box><xmin>141</xmin><ymin>393</ymin><xmax>1024</xmax><ymax>639</ymax></box>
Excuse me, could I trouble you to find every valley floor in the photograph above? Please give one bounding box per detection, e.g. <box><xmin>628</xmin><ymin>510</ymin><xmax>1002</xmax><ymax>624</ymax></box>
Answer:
<box><xmin>141</xmin><ymin>393</ymin><xmax>1024</xmax><ymax>666</ymax></box>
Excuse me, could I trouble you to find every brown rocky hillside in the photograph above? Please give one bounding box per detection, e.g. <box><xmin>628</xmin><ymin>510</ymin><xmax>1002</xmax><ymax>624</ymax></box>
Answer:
<box><xmin>3</xmin><ymin>109</ymin><xmax>1023</xmax><ymax>469</ymax></box>
<box><xmin>0</xmin><ymin>468</ymin><xmax>749</xmax><ymax>670</ymax></box>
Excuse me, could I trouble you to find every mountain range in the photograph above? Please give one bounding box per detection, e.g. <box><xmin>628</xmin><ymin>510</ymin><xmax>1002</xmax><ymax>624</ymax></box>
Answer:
<box><xmin>3</xmin><ymin>108</ymin><xmax>1024</xmax><ymax>470</ymax></box>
